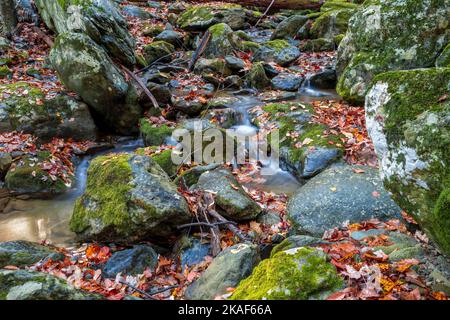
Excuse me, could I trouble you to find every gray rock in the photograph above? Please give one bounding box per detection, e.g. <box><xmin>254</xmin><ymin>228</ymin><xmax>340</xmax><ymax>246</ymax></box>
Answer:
<box><xmin>224</xmin><ymin>56</ymin><xmax>246</xmax><ymax>72</ymax></box>
<box><xmin>271</xmin><ymin>73</ymin><xmax>304</xmax><ymax>91</ymax></box>
<box><xmin>0</xmin><ymin>241</ymin><xmax>55</xmax><ymax>268</ymax></box>
<box><xmin>49</xmin><ymin>32</ymin><xmax>141</xmax><ymax>135</ymax></box>
<box><xmin>103</xmin><ymin>245</ymin><xmax>159</xmax><ymax>278</ymax></box>
<box><xmin>185</xmin><ymin>243</ymin><xmax>259</xmax><ymax>300</ymax></box>
<box><xmin>246</xmin><ymin>62</ymin><xmax>271</xmax><ymax>90</ymax></box>
<box><xmin>0</xmin><ymin>270</ymin><xmax>101</xmax><ymax>300</ymax></box>
<box><xmin>309</xmin><ymin>69</ymin><xmax>337</xmax><ymax>89</ymax></box>
<box><xmin>271</xmin><ymin>15</ymin><xmax>308</xmax><ymax>40</ymax></box>
<box><xmin>253</xmin><ymin>41</ymin><xmax>301</xmax><ymax>66</ymax></box>
<box><xmin>179</xmin><ymin>239</ymin><xmax>210</xmax><ymax>268</ymax></box>
<box><xmin>122</xmin><ymin>5</ymin><xmax>155</xmax><ymax>19</ymax></box>
<box><xmin>196</xmin><ymin>168</ymin><xmax>262</xmax><ymax>221</ymax></box>
<box><xmin>287</xmin><ymin>164</ymin><xmax>402</xmax><ymax>237</ymax></box>
<box><xmin>154</xmin><ymin>30</ymin><xmax>184</xmax><ymax>47</ymax></box>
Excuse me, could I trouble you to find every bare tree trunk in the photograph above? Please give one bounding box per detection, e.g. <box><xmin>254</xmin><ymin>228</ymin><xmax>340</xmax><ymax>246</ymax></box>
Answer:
<box><xmin>0</xmin><ymin>0</ymin><xmax>17</xmax><ymax>36</ymax></box>
<box><xmin>185</xmin><ymin>0</ymin><xmax>324</xmax><ymax>10</ymax></box>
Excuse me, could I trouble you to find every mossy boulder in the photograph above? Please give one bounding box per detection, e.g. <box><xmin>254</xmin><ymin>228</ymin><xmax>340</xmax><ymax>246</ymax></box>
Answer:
<box><xmin>271</xmin><ymin>236</ymin><xmax>329</xmax><ymax>257</ymax></box>
<box><xmin>204</xmin><ymin>23</ymin><xmax>238</xmax><ymax>58</ymax></box>
<box><xmin>5</xmin><ymin>154</ymin><xmax>71</xmax><ymax>194</ymax></box>
<box><xmin>336</xmin><ymin>0</ymin><xmax>449</xmax><ymax>104</ymax></box>
<box><xmin>253</xmin><ymin>40</ymin><xmax>301</xmax><ymax>66</ymax></box>
<box><xmin>436</xmin><ymin>44</ymin><xmax>450</xmax><ymax>67</ymax></box>
<box><xmin>70</xmin><ymin>153</ymin><xmax>191</xmax><ymax>242</ymax></box>
<box><xmin>246</xmin><ymin>62</ymin><xmax>271</xmax><ymax>90</ymax></box>
<box><xmin>364</xmin><ymin>67</ymin><xmax>450</xmax><ymax>255</ymax></box>
<box><xmin>0</xmin><ymin>241</ymin><xmax>56</xmax><ymax>268</ymax></box>
<box><xmin>143</xmin><ymin>41</ymin><xmax>175</xmax><ymax>65</ymax></box>
<box><xmin>35</xmin><ymin>0</ymin><xmax>136</xmax><ymax>66</ymax></box>
<box><xmin>300</xmin><ymin>38</ymin><xmax>335</xmax><ymax>52</ymax></box>
<box><xmin>271</xmin><ymin>15</ymin><xmax>309</xmax><ymax>40</ymax></box>
<box><xmin>230</xmin><ymin>247</ymin><xmax>343</xmax><ymax>300</ymax></box>
<box><xmin>195</xmin><ymin>168</ymin><xmax>262</xmax><ymax>221</ymax></box>
<box><xmin>0</xmin><ymin>270</ymin><xmax>101</xmax><ymax>300</ymax></box>
<box><xmin>185</xmin><ymin>243</ymin><xmax>260</xmax><ymax>300</ymax></box>
<box><xmin>193</xmin><ymin>57</ymin><xmax>232</xmax><ymax>77</ymax></box>
<box><xmin>139</xmin><ymin>118</ymin><xmax>174</xmax><ymax>147</ymax></box>
<box><xmin>177</xmin><ymin>4</ymin><xmax>247</xmax><ymax>31</ymax></box>
<box><xmin>0</xmin><ymin>66</ymin><xmax>11</xmax><ymax>78</ymax></box>
<box><xmin>50</xmin><ymin>32</ymin><xmax>141</xmax><ymax>135</ymax></box>
<box><xmin>310</xmin><ymin>8</ymin><xmax>355</xmax><ymax>40</ymax></box>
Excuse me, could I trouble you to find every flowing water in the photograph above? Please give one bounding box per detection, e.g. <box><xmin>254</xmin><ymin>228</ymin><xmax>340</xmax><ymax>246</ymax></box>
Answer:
<box><xmin>0</xmin><ymin>87</ymin><xmax>339</xmax><ymax>246</ymax></box>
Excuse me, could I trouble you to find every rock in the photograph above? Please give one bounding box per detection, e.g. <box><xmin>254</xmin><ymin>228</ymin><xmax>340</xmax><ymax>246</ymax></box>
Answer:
<box><xmin>309</xmin><ymin>68</ymin><xmax>337</xmax><ymax>89</ymax></box>
<box><xmin>224</xmin><ymin>56</ymin><xmax>246</xmax><ymax>72</ymax></box>
<box><xmin>140</xmin><ymin>119</ymin><xmax>174</xmax><ymax>147</ymax></box>
<box><xmin>177</xmin><ymin>4</ymin><xmax>247</xmax><ymax>31</ymax></box>
<box><xmin>287</xmin><ymin>163</ymin><xmax>402</xmax><ymax>237</ymax></box>
<box><xmin>194</xmin><ymin>58</ymin><xmax>232</xmax><ymax>77</ymax></box>
<box><xmin>336</xmin><ymin>0</ymin><xmax>449</xmax><ymax>104</ymax></box>
<box><xmin>70</xmin><ymin>153</ymin><xmax>191</xmax><ymax>242</ymax></box>
<box><xmin>271</xmin><ymin>236</ymin><xmax>329</xmax><ymax>257</ymax></box>
<box><xmin>0</xmin><ymin>241</ymin><xmax>55</xmax><ymax>268</ymax></box>
<box><xmin>146</xmin><ymin>82</ymin><xmax>172</xmax><ymax>107</ymax></box>
<box><xmin>271</xmin><ymin>15</ymin><xmax>308</xmax><ymax>40</ymax></box>
<box><xmin>122</xmin><ymin>5</ymin><xmax>155</xmax><ymax>19</ymax></box>
<box><xmin>271</xmin><ymin>73</ymin><xmax>304</xmax><ymax>91</ymax></box>
<box><xmin>154</xmin><ymin>29</ymin><xmax>184</xmax><ymax>47</ymax></box>
<box><xmin>204</xmin><ymin>23</ymin><xmax>237</xmax><ymax>58</ymax></box>
<box><xmin>0</xmin><ymin>152</ymin><xmax>12</xmax><ymax>177</ymax></box>
<box><xmin>364</xmin><ymin>67</ymin><xmax>450</xmax><ymax>254</ymax></box>
<box><xmin>246</xmin><ymin>62</ymin><xmax>271</xmax><ymax>90</ymax></box>
<box><xmin>374</xmin><ymin>231</ymin><xmax>425</xmax><ymax>262</ymax></box>
<box><xmin>35</xmin><ymin>0</ymin><xmax>136</xmax><ymax>66</ymax></box>
<box><xmin>0</xmin><ymin>83</ymin><xmax>97</xmax><ymax>141</ymax></box>
<box><xmin>300</xmin><ymin>38</ymin><xmax>335</xmax><ymax>52</ymax></box>
<box><xmin>195</xmin><ymin>168</ymin><xmax>262</xmax><ymax>221</ymax></box>
<box><xmin>168</xmin><ymin>2</ymin><xmax>186</xmax><ymax>14</ymax></box>
<box><xmin>310</xmin><ymin>8</ymin><xmax>355</xmax><ymax>40</ymax></box>
<box><xmin>253</xmin><ymin>40</ymin><xmax>300</xmax><ymax>66</ymax></box>
<box><xmin>102</xmin><ymin>245</ymin><xmax>159</xmax><ymax>278</ymax></box>
<box><xmin>256</xmin><ymin>211</ymin><xmax>282</xmax><ymax>226</ymax></box>
<box><xmin>230</xmin><ymin>247</ymin><xmax>342</xmax><ymax>300</ymax></box>
<box><xmin>0</xmin><ymin>270</ymin><xmax>101</xmax><ymax>300</ymax></box>
<box><xmin>50</xmin><ymin>33</ymin><xmax>141</xmax><ymax>135</ymax></box>
<box><xmin>5</xmin><ymin>154</ymin><xmax>71</xmax><ymax>194</ymax></box>
<box><xmin>185</xmin><ymin>243</ymin><xmax>259</xmax><ymax>300</ymax></box>
<box><xmin>436</xmin><ymin>44</ymin><xmax>450</xmax><ymax>67</ymax></box>
<box><xmin>174</xmin><ymin>164</ymin><xmax>221</xmax><ymax>187</ymax></box>
<box><xmin>143</xmin><ymin>41</ymin><xmax>175</xmax><ymax>65</ymax></box>
<box><xmin>175</xmin><ymin>237</ymin><xmax>211</xmax><ymax>268</ymax></box>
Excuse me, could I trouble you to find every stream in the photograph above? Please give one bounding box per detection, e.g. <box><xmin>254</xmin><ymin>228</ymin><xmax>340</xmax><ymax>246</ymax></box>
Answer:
<box><xmin>0</xmin><ymin>86</ymin><xmax>339</xmax><ymax>247</ymax></box>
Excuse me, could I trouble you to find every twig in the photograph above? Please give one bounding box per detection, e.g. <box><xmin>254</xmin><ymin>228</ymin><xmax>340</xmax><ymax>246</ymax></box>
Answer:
<box><xmin>254</xmin><ymin>0</ymin><xmax>276</xmax><ymax>27</ymax></box>
<box><xmin>148</xmin><ymin>285</ymin><xmax>179</xmax><ymax>295</ymax></box>
<box><xmin>121</xmin><ymin>65</ymin><xmax>160</xmax><ymax>110</ymax></box>
<box><xmin>119</xmin><ymin>280</ymin><xmax>157</xmax><ymax>300</ymax></box>
<box><xmin>188</xmin><ymin>30</ymin><xmax>211</xmax><ymax>72</ymax></box>
<box><xmin>177</xmin><ymin>221</ymin><xmax>237</xmax><ymax>229</ymax></box>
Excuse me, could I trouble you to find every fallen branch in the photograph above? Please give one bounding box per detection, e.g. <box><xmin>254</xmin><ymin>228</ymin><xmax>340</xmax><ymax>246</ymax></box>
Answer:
<box><xmin>254</xmin><ymin>0</ymin><xmax>276</xmax><ymax>27</ymax></box>
<box><xmin>118</xmin><ymin>280</ymin><xmax>157</xmax><ymax>300</ymax></box>
<box><xmin>177</xmin><ymin>221</ymin><xmax>237</xmax><ymax>229</ymax></box>
<box><xmin>121</xmin><ymin>65</ymin><xmax>160</xmax><ymax>110</ymax></box>
<box><xmin>188</xmin><ymin>30</ymin><xmax>211</xmax><ymax>72</ymax></box>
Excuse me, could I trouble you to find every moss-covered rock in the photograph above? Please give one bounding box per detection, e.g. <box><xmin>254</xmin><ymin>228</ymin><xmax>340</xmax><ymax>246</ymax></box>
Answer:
<box><xmin>300</xmin><ymin>38</ymin><xmax>335</xmax><ymax>52</ymax></box>
<box><xmin>143</xmin><ymin>40</ymin><xmax>175</xmax><ymax>65</ymax></box>
<box><xmin>204</xmin><ymin>23</ymin><xmax>238</xmax><ymax>58</ymax></box>
<box><xmin>0</xmin><ymin>241</ymin><xmax>56</xmax><ymax>268</ymax></box>
<box><xmin>336</xmin><ymin>0</ymin><xmax>449</xmax><ymax>104</ymax></box>
<box><xmin>0</xmin><ymin>66</ymin><xmax>11</xmax><ymax>78</ymax></box>
<box><xmin>310</xmin><ymin>8</ymin><xmax>355</xmax><ymax>40</ymax></box>
<box><xmin>0</xmin><ymin>269</ymin><xmax>101</xmax><ymax>300</ymax></box>
<box><xmin>230</xmin><ymin>247</ymin><xmax>342</xmax><ymax>300</ymax></box>
<box><xmin>271</xmin><ymin>15</ymin><xmax>308</xmax><ymax>40</ymax></box>
<box><xmin>35</xmin><ymin>0</ymin><xmax>135</xmax><ymax>66</ymax></box>
<box><xmin>246</xmin><ymin>62</ymin><xmax>271</xmax><ymax>90</ymax></box>
<box><xmin>50</xmin><ymin>32</ymin><xmax>141</xmax><ymax>135</ymax></box>
<box><xmin>436</xmin><ymin>43</ymin><xmax>450</xmax><ymax>67</ymax></box>
<box><xmin>253</xmin><ymin>40</ymin><xmax>301</xmax><ymax>66</ymax></box>
<box><xmin>70</xmin><ymin>153</ymin><xmax>190</xmax><ymax>242</ymax></box>
<box><xmin>364</xmin><ymin>67</ymin><xmax>450</xmax><ymax>254</ymax></box>
<box><xmin>139</xmin><ymin>118</ymin><xmax>174</xmax><ymax>147</ymax></box>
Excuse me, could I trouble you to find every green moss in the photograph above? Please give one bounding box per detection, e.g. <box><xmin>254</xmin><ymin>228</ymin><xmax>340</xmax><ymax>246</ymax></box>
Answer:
<box><xmin>301</xmin><ymin>38</ymin><xmax>335</xmax><ymax>52</ymax></box>
<box><xmin>209</xmin><ymin>23</ymin><xmax>228</xmax><ymax>37</ymax></box>
<box><xmin>334</xmin><ymin>34</ymin><xmax>345</xmax><ymax>45</ymax></box>
<box><xmin>177</xmin><ymin>6</ymin><xmax>215</xmax><ymax>29</ymax></box>
<box><xmin>239</xmin><ymin>41</ymin><xmax>261</xmax><ymax>52</ymax></box>
<box><xmin>321</xmin><ymin>1</ymin><xmax>358</xmax><ymax>12</ymax></box>
<box><xmin>264</xmin><ymin>40</ymin><xmax>290</xmax><ymax>53</ymax></box>
<box><xmin>70</xmin><ymin>153</ymin><xmax>133</xmax><ymax>235</ymax></box>
<box><xmin>139</xmin><ymin>118</ymin><xmax>174</xmax><ymax>147</ymax></box>
<box><xmin>143</xmin><ymin>41</ymin><xmax>175</xmax><ymax>64</ymax></box>
<box><xmin>310</xmin><ymin>8</ymin><xmax>354</xmax><ymax>39</ymax></box>
<box><xmin>230</xmin><ymin>247</ymin><xmax>342</xmax><ymax>300</ymax></box>
<box><xmin>436</xmin><ymin>43</ymin><xmax>450</xmax><ymax>67</ymax></box>
<box><xmin>151</xmin><ymin>149</ymin><xmax>177</xmax><ymax>178</ymax></box>
<box><xmin>433</xmin><ymin>185</ymin><xmax>450</xmax><ymax>254</ymax></box>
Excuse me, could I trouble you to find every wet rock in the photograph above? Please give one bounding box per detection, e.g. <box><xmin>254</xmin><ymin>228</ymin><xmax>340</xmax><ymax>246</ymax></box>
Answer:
<box><xmin>364</xmin><ymin>68</ymin><xmax>450</xmax><ymax>254</ymax></box>
<box><xmin>102</xmin><ymin>245</ymin><xmax>159</xmax><ymax>278</ymax></box>
<box><xmin>195</xmin><ymin>168</ymin><xmax>262</xmax><ymax>221</ymax></box>
<box><xmin>230</xmin><ymin>247</ymin><xmax>342</xmax><ymax>300</ymax></box>
<box><xmin>35</xmin><ymin>0</ymin><xmax>136</xmax><ymax>66</ymax></box>
<box><xmin>271</xmin><ymin>73</ymin><xmax>304</xmax><ymax>91</ymax></box>
<box><xmin>224</xmin><ymin>75</ymin><xmax>243</xmax><ymax>89</ymax></box>
<box><xmin>172</xmin><ymin>96</ymin><xmax>207</xmax><ymax>116</ymax></box>
<box><xmin>174</xmin><ymin>237</ymin><xmax>211</xmax><ymax>268</ymax></box>
<box><xmin>271</xmin><ymin>15</ymin><xmax>308</xmax><ymax>40</ymax></box>
<box><xmin>143</xmin><ymin>41</ymin><xmax>175</xmax><ymax>65</ymax></box>
<box><xmin>336</xmin><ymin>0</ymin><xmax>449</xmax><ymax>104</ymax></box>
<box><xmin>309</xmin><ymin>68</ymin><xmax>337</xmax><ymax>89</ymax></box>
<box><xmin>0</xmin><ymin>270</ymin><xmax>101</xmax><ymax>300</ymax></box>
<box><xmin>185</xmin><ymin>243</ymin><xmax>259</xmax><ymax>300</ymax></box>
<box><xmin>70</xmin><ymin>153</ymin><xmax>191</xmax><ymax>242</ymax></box>
<box><xmin>287</xmin><ymin>163</ymin><xmax>402</xmax><ymax>237</ymax></box>
<box><xmin>0</xmin><ymin>241</ymin><xmax>55</xmax><ymax>268</ymax></box>
<box><xmin>50</xmin><ymin>33</ymin><xmax>141</xmax><ymax>135</ymax></box>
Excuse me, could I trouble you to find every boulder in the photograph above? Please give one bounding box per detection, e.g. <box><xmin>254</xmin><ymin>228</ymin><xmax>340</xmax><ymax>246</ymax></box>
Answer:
<box><xmin>310</xmin><ymin>8</ymin><xmax>355</xmax><ymax>40</ymax></box>
<box><xmin>121</xmin><ymin>5</ymin><xmax>155</xmax><ymax>20</ymax></box>
<box><xmin>230</xmin><ymin>247</ymin><xmax>342</xmax><ymax>300</ymax></box>
<box><xmin>204</xmin><ymin>23</ymin><xmax>237</xmax><ymax>58</ymax></box>
<box><xmin>185</xmin><ymin>243</ymin><xmax>259</xmax><ymax>300</ymax></box>
<box><xmin>271</xmin><ymin>15</ymin><xmax>308</xmax><ymax>40</ymax></box>
<box><xmin>0</xmin><ymin>241</ymin><xmax>55</xmax><ymax>268</ymax></box>
<box><xmin>195</xmin><ymin>168</ymin><xmax>262</xmax><ymax>221</ymax></box>
<box><xmin>70</xmin><ymin>153</ymin><xmax>191</xmax><ymax>242</ymax></box>
<box><xmin>174</xmin><ymin>236</ymin><xmax>211</xmax><ymax>268</ymax></box>
<box><xmin>336</xmin><ymin>0</ymin><xmax>449</xmax><ymax>104</ymax></box>
<box><xmin>287</xmin><ymin>163</ymin><xmax>402</xmax><ymax>237</ymax></box>
<box><xmin>364</xmin><ymin>67</ymin><xmax>450</xmax><ymax>254</ymax></box>
<box><xmin>143</xmin><ymin>41</ymin><xmax>175</xmax><ymax>65</ymax></box>
<box><xmin>0</xmin><ymin>270</ymin><xmax>100</xmax><ymax>300</ymax></box>
<box><xmin>102</xmin><ymin>245</ymin><xmax>159</xmax><ymax>278</ymax></box>
<box><xmin>309</xmin><ymin>68</ymin><xmax>337</xmax><ymax>89</ymax></box>
<box><xmin>253</xmin><ymin>40</ymin><xmax>301</xmax><ymax>66</ymax></box>
<box><xmin>139</xmin><ymin>119</ymin><xmax>174</xmax><ymax>147</ymax></box>
<box><xmin>246</xmin><ymin>62</ymin><xmax>271</xmax><ymax>90</ymax></box>
<box><xmin>35</xmin><ymin>0</ymin><xmax>136</xmax><ymax>66</ymax></box>
<box><xmin>271</xmin><ymin>73</ymin><xmax>304</xmax><ymax>91</ymax></box>
<box><xmin>49</xmin><ymin>33</ymin><xmax>141</xmax><ymax>135</ymax></box>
